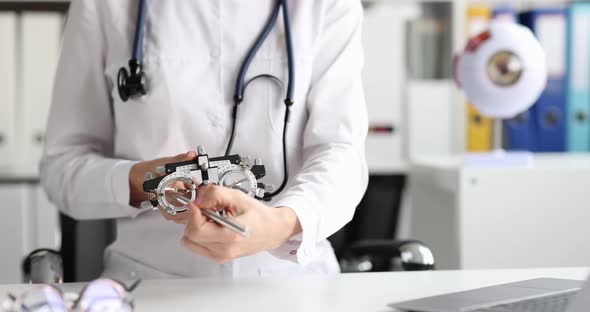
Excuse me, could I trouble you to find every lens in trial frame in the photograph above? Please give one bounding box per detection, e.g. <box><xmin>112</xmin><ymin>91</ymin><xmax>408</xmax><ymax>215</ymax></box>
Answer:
<box><xmin>219</xmin><ymin>169</ymin><xmax>255</xmax><ymax>195</ymax></box>
<box><xmin>156</xmin><ymin>173</ymin><xmax>197</xmax><ymax>215</ymax></box>
<box><xmin>161</xmin><ymin>179</ymin><xmax>195</xmax><ymax>212</ymax></box>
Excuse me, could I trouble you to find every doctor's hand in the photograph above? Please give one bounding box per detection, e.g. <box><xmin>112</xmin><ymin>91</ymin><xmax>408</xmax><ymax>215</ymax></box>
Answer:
<box><xmin>181</xmin><ymin>184</ymin><xmax>302</xmax><ymax>263</ymax></box>
<box><xmin>128</xmin><ymin>151</ymin><xmax>197</xmax><ymax>208</ymax></box>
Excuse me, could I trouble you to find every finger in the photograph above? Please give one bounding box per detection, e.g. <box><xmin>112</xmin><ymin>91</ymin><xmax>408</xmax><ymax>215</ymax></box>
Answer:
<box><xmin>145</xmin><ymin>151</ymin><xmax>197</xmax><ymax>181</ymax></box>
<box><xmin>186</xmin><ymin>201</ymin><xmax>206</xmax><ymax>225</ymax></box>
<box><xmin>159</xmin><ymin>208</ymin><xmax>179</xmax><ymax>222</ymax></box>
<box><xmin>180</xmin><ymin>237</ymin><xmax>222</xmax><ymax>262</ymax></box>
<box><xmin>195</xmin><ymin>184</ymin><xmax>246</xmax><ymax>215</ymax></box>
<box><xmin>155</xmin><ymin>151</ymin><xmax>198</xmax><ymax>171</ymax></box>
<box><xmin>183</xmin><ymin>202</ymin><xmax>210</xmax><ymax>239</ymax></box>
<box><xmin>185</xmin><ymin>219</ymin><xmax>240</xmax><ymax>244</ymax></box>
<box><xmin>185</xmin><ymin>202</ymin><xmax>240</xmax><ymax>243</ymax></box>
<box><xmin>159</xmin><ymin>209</ymin><xmax>191</xmax><ymax>225</ymax></box>
<box><xmin>169</xmin><ymin>151</ymin><xmax>197</xmax><ymax>162</ymax></box>
<box><xmin>183</xmin><ymin>239</ymin><xmax>239</xmax><ymax>264</ymax></box>
<box><xmin>201</xmin><ymin>242</ymin><xmax>239</xmax><ymax>263</ymax></box>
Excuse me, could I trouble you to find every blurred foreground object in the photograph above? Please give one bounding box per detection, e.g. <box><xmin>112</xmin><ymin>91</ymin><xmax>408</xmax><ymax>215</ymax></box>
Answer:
<box><xmin>3</xmin><ymin>279</ymin><xmax>139</xmax><ymax>312</ymax></box>
<box><xmin>22</xmin><ymin>249</ymin><xmax>62</xmax><ymax>284</ymax></box>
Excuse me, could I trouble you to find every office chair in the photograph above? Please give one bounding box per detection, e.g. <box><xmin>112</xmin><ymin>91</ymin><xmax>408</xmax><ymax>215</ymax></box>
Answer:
<box><xmin>22</xmin><ymin>214</ymin><xmax>116</xmax><ymax>283</ymax></box>
<box><xmin>59</xmin><ymin>214</ymin><xmax>117</xmax><ymax>282</ymax></box>
<box><xmin>329</xmin><ymin>175</ymin><xmax>435</xmax><ymax>272</ymax></box>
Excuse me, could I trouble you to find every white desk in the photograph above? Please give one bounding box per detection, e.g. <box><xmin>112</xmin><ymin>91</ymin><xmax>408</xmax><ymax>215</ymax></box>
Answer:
<box><xmin>1</xmin><ymin>268</ymin><xmax>588</xmax><ymax>312</ymax></box>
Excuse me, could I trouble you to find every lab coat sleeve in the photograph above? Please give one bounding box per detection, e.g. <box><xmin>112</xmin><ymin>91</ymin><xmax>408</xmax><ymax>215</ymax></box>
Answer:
<box><xmin>271</xmin><ymin>0</ymin><xmax>369</xmax><ymax>264</ymax></box>
<box><xmin>40</xmin><ymin>0</ymin><xmax>145</xmax><ymax>220</ymax></box>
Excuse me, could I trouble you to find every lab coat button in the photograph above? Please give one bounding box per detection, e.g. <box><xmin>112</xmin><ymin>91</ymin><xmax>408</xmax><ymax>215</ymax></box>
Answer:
<box><xmin>290</xmin><ymin>250</ymin><xmax>297</xmax><ymax>255</ymax></box>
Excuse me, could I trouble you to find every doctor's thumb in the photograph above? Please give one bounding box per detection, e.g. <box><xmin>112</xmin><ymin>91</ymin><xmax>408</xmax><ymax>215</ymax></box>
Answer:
<box><xmin>186</xmin><ymin>201</ymin><xmax>206</xmax><ymax>224</ymax></box>
<box><xmin>194</xmin><ymin>184</ymin><xmax>240</xmax><ymax>214</ymax></box>
<box><xmin>176</xmin><ymin>151</ymin><xmax>197</xmax><ymax>160</ymax></box>
<box><xmin>160</xmin><ymin>151</ymin><xmax>198</xmax><ymax>165</ymax></box>
<box><xmin>194</xmin><ymin>184</ymin><xmax>222</xmax><ymax>209</ymax></box>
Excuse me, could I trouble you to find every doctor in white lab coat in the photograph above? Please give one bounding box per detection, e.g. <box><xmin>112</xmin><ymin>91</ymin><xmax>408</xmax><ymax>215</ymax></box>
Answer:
<box><xmin>41</xmin><ymin>0</ymin><xmax>368</xmax><ymax>280</ymax></box>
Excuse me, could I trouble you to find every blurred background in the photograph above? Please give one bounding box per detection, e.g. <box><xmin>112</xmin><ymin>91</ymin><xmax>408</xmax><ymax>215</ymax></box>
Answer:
<box><xmin>1</xmin><ymin>0</ymin><xmax>590</xmax><ymax>283</ymax></box>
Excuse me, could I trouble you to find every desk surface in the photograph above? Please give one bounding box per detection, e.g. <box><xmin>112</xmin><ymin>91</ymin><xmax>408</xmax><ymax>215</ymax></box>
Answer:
<box><xmin>1</xmin><ymin>268</ymin><xmax>588</xmax><ymax>312</ymax></box>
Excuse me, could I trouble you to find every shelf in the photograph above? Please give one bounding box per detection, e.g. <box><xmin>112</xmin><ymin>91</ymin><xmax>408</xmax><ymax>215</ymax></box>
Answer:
<box><xmin>0</xmin><ymin>1</ymin><xmax>68</xmax><ymax>11</ymax></box>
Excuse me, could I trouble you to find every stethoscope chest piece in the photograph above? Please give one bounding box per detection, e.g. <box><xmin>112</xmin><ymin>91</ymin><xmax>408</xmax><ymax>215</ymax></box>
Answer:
<box><xmin>118</xmin><ymin>60</ymin><xmax>148</xmax><ymax>102</ymax></box>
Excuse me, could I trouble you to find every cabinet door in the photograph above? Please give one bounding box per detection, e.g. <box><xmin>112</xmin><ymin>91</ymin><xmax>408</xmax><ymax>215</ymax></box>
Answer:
<box><xmin>0</xmin><ymin>12</ymin><xmax>17</xmax><ymax>174</ymax></box>
<box><xmin>19</xmin><ymin>12</ymin><xmax>63</xmax><ymax>176</ymax></box>
<box><xmin>0</xmin><ymin>184</ymin><xmax>30</xmax><ymax>283</ymax></box>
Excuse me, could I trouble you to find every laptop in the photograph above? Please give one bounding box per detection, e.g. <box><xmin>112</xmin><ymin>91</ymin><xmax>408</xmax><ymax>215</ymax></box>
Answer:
<box><xmin>390</xmin><ymin>276</ymin><xmax>590</xmax><ymax>312</ymax></box>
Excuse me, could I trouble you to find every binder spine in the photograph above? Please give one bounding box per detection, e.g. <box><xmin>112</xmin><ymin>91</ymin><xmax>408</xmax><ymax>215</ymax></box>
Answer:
<box><xmin>520</xmin><ymin>9</ymin><xmax>568</xmax><ymax>152</ymax></box>
<box><xmin>566</xmin><ymin>4</ymin><xmax>590</xmax><ymax>152</ymax></box>
<box><xmin>466</xmin><ymin>4</ymin><xmax>493</xmax><ymax>152</ymax></box>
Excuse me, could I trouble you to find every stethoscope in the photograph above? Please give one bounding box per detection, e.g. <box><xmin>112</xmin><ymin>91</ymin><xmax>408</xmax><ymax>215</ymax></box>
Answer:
<box><xmin>118</xmin><ymin>0</ymin><xmax>295</xmax><ymax>199</ymax></box>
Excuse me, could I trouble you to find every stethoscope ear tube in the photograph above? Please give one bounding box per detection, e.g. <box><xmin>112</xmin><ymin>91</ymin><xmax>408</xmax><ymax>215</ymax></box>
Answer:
<box><xmin>118</xmin><ymin>0</ymin><xmax>148</xmax><ymax>102</ymax></box>
<box><xmin>227</xmin><ymin>0</ymin><xmax>295</xmax><ymax>200</ymax></box>
<box><xmin>280</xmin><ymin>0</ymin><xmax>296</xmax><ymax>103</ymax></box>
<box><xmin>121</xmin><ymin>0</ymin><xmax>295</xmax><ymax>200</ymax></box>
<box><xmin>228</xmin><ymin>0</ymin><xmax>296</xmax><ymax>200</ymax></box>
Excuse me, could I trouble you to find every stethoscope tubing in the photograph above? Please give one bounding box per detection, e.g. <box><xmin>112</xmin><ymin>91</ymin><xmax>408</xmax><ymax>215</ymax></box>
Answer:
<box><xmin>281</xmin><ymin>0</ymin><xmax>296</xmax><ymax>103</ymax></box>
<box><xmin>234</xmin><ymin>1</ymin><xmax>282</xmax><ymax>103</ymax></box>
<box><xmin>234</xmin><ymin>0</ymin><xmax>295</xmax><ymax>105</ymax></box>
<box><xmin>121</xmin><ymin>0</ymin><xmax>296</xmax><ymax>199</ymax></box>
<box><xmin>132</xmin><ymin>0</ymin><xmax>148</xmax><ymax>62</ymax></box>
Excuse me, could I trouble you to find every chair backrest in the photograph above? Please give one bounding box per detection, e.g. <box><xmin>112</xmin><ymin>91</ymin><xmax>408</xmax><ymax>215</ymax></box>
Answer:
<box><xmin>59</xmin><ymin>214</ymin><xmax>116</xmax><ymax>282</ymax></box>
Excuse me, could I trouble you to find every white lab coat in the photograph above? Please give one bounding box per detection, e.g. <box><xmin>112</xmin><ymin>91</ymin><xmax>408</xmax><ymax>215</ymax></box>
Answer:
<box><xmin>41</xmin><ymin>0</ymin><xmax>368</xmax><ymax>280</ymax></box>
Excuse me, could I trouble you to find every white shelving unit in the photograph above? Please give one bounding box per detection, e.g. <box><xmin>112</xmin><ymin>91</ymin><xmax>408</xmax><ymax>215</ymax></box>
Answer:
<box><xmin>362</xmin><ymin>0</ymin><xmax>468</xmax><ymax>174</ymax></box>
<box><xmin>0</xmin><ymin>1</ymin><xmax>66</xmax><ymax>284</ymax></box>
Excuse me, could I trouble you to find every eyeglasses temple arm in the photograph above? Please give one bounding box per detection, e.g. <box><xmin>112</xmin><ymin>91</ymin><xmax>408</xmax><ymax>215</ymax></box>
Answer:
<box><xmin>127</xmin><ymin>279</ymin><xmax>142</xmax><ymax>292</ymax></box>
